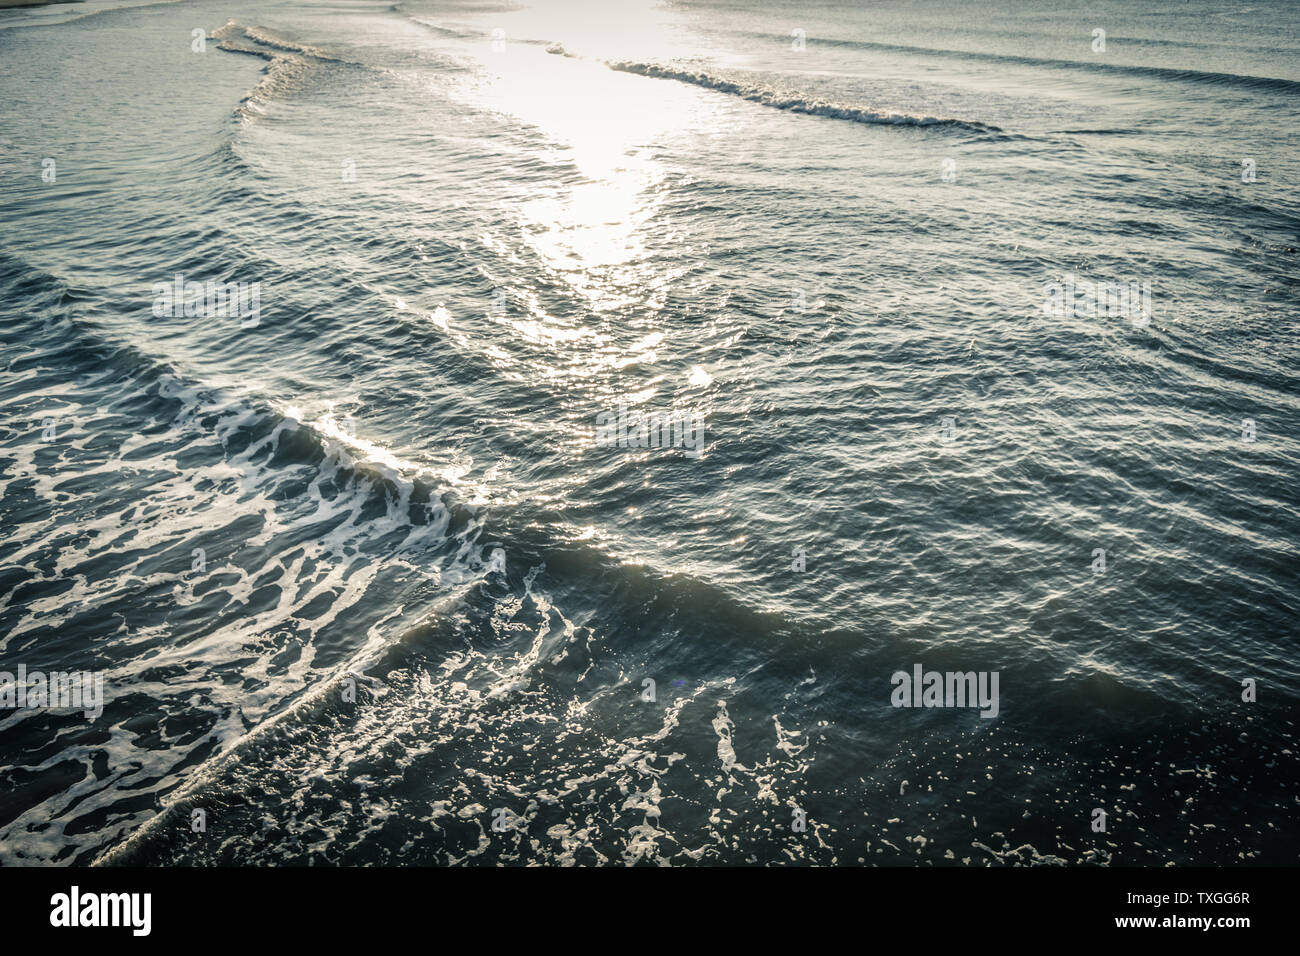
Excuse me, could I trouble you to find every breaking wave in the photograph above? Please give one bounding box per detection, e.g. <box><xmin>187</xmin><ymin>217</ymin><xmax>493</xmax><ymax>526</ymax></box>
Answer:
<box><xmin>604</xmin><ymin>60</ymin><xmax>1001</xmax><ymax>132</ymax></box>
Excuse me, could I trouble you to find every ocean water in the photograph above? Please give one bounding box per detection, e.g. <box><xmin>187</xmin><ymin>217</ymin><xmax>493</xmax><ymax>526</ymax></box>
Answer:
<box><xmin>0</xmin><ymin>0</ymin><xmax>1297</xmax><ymax>866</ymax></box>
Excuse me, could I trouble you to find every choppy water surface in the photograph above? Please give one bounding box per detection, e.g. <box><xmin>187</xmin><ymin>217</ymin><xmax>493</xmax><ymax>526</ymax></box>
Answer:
<box><xmin>0</xmin><ymin>0</ymin><xmax>1297</xmax><ymax>865</ymax></box>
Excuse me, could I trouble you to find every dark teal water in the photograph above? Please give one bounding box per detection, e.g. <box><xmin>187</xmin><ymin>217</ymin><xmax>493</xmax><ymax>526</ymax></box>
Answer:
<box><xmin>0</xmin><ymin>0</ymin><xmax>1297</xmax><ymax>865</ymax></box>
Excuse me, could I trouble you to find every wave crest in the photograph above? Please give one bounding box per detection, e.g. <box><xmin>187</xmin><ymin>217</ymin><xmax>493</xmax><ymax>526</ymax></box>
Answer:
<box><xmin>604</xmin><ymin>60</ymin><xmax>1000</xmax><ymax>132</ymax></box>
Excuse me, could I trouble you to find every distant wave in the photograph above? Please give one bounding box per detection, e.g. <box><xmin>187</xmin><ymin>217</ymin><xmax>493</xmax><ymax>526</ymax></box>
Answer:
<box><xmin>404</xmin><ymin>13</ymin><xmax>560</xmax><ymax>49</ymax></box>
<box><xmin>604</xmin><ymin>61</ymin><xmax>1001</xmax><ymax>132</ymax></box>
<box><xmin>214</xmin><ymin>21</ymin><xmax>353</xmax><ymax>65</ymax></box>
<box><xmin>803</xmin><ymin>34</ymin><xmax>1300</xmax><ymax>96</ymax></box>
<box><xmin>212</xmin><ymin>21</ymin><xmax>364</xmax><ymax>119</ymax></box>
<box><xmin>403</xmin><ymin>15</ymin><xmax>483</xmax><ymax>41</ymax></box>
<box><xmin>0</xmin><ymin>0</ymin><xmax>184</xmax><ymax>33</ymax></box>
